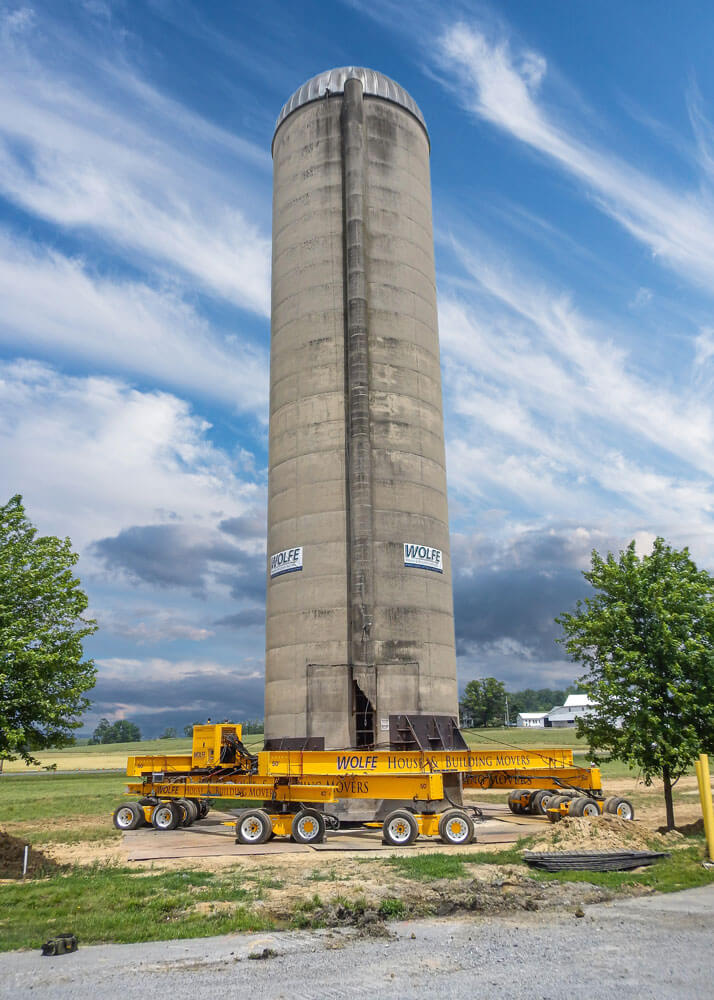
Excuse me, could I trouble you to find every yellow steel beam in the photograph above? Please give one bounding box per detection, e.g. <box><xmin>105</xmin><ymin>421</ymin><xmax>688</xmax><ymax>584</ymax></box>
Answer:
<box><xmin>257</xmin><ymin>747</ymin><xmax>575</xmax><ymax>778</ymax></box>
<box><xmin>315</xmin><ymin>772</ymin><xmax>444</xmax><ymax>800</ymax></box>
<box><xmin>127</xmin><ymin>770</ymin><xmax>445</xmax><ymax>803</ymax></box>
<box><xmin>127</xmin><ymin>780</ymin><xmax>337</xmax><ymax>804</ymax></box>
<box><xmin>462</xmin><ymin>766</ymin><xmax>601</xmax><ymax>792</ymax></box>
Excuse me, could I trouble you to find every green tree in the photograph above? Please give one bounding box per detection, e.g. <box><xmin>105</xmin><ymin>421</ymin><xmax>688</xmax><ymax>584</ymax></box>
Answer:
<box><xmin>0</xmin><ymin>495</ymin><xmax>97</xmax><ymax>767</ymax></box>
<box><xmin>91</xmin><ymin>718</ymin><xmax>141</xmax><ymax>744</ymax></box>
<box><xmin>159</xmin><ymin>727</ymin><xmax>177</xmax><ymax>739</ymax></box>
<box><xmin>89</xmin><ymin>718</ymin><xmax>112</xmax><ymax>745</ymax></box>
<box><xmin>460</xmin><ymin>677</ymin><xmax>507</xmax><ymax>728</ymax></box>
<box><xmin>110</xmin><ymin>720</ymin><xmax>140</xmax><ymax>743</ymax></box>
<box><xmin>557</xmin><ymin>538</ymin><xmax>714</xmax><ymax>829</ymax></box>
<box><xmin>241</xmin><ymin>719</ymin><xmax>264</xmax><ymax>735</ymax></box>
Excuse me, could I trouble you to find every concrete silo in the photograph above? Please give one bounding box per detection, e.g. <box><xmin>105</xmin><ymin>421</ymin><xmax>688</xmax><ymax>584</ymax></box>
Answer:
<box><xmin>266</xmin><ymin>67</ymin><xmax>457</xmax><ymax>749</ymax></box>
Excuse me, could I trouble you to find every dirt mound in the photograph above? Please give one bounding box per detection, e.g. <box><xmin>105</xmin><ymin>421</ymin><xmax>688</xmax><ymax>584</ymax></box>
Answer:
<box><xmin>528</xmin><ymin>815</ymin><xmax>679</xmax><ymax>854</ymax></box>
<box><xmin>0</xmin><ymin>829</ymin><xmax>59</xmax><ymax>878</ymax></box>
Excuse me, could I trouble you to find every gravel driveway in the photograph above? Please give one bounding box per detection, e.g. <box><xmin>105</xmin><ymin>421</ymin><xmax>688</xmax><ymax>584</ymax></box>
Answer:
<box><xmin>2</xmin><ymin>885</ymin><xmax>712</xmax><ymax>999</ymax></box>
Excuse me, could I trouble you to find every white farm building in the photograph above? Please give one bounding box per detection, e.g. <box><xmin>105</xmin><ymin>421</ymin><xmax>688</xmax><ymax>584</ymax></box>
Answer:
<box><xmin>516</xmin><ymin>712</ymin><xmax>547</xmax><ymax>728</ymax></box>
<box><xmin>516</xmin><ymin>694</ymin><xmax>595</xmax><ymax>728</ymax></box>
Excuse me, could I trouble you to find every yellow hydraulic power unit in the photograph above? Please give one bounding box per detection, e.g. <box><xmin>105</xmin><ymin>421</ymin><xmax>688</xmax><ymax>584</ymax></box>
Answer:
<box><xmin>112</xmin><ymin>716</ymin><xmax>631</xmax><ymax>847</ymax></box>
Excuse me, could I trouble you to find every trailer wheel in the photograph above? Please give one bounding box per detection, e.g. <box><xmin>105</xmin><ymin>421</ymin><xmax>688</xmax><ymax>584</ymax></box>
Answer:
<box><xmin>236</xmin><ymin>809</ymin><xmax>272</xmax><ymax>845</ymax></box>
<box><xmin>603</xmin><ymin>796</ymin><xmax>619</xmax><ymax>814</ymax></box>
<box><xmin>188</xmin><ymin>798</ymin><xmax>205</xmax><ymax>821</ymax></box>
<box><xmin>151</xmin><ymin>801</ymin><xmax>182</xmax><ymax>831</ymax></box>
<box><xmin>529</xmin><ymin>790</ymin><xmax>552</xmax><ymax>816</ymax></box>
<box><xmin>292</xmin><ymin>809</ymin><xmax>326</xmax><ymax>844</ymax></box>
<box><xmin>382</xmin><ymin>809</ymin><xmax>419</xmax><ymax>847</ymax></box>
<box><xmin>546</xmin><ymin>795</ymin><xmax>567</xmax><ymax>822</ymax></box>
<box><xmin>175</xmin><ymin>798</ymin><xmax>197</xmax><ymax>827</ymax></box>
<box><xmin>113</xmin><ymin>802</ymin><xmax>143</xmax><ymax>830</ymax></box>
<box><xmin>198</xmin><ymin>800</ymin><xmax>210</xmax><ymax>819</ymax></box>
<box><xmin>613</xmin><ymin>798</ymin><xmax>635</xmax><ymax>820</ymax></box>
<box><xmin>507</xmin><ymin>790</ymin><xmax>524</xmax><ymax>814</ymax></box>
<box><xmin>568</xmin><ymin>797</ymin><xmax>599</xmax><ymax>817</ymax></box>
<box><xmin>438</xmin><ymin>809</ymin><xmax>474</xmax><ymax>845</ymax></box>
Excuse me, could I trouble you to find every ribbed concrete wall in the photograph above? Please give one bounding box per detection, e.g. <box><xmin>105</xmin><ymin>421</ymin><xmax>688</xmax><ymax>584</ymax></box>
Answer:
<box><xmin>266</xmin><ymin>71</ymin><xmax>457</xmax><ymax>748</ymax></box>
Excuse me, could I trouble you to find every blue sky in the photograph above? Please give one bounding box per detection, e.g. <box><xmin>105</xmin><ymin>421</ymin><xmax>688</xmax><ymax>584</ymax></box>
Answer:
<box><xmin>2</xmin><ymin>0</ymin><xmax>714</xmax><ymax>736</ymax></box>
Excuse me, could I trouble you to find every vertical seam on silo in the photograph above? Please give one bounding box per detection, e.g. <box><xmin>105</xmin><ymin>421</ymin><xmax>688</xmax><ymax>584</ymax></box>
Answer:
<box><xmin>342</xmin><ymin>78</ymin><xmax>375</xmax><ymax>675</ymax></box>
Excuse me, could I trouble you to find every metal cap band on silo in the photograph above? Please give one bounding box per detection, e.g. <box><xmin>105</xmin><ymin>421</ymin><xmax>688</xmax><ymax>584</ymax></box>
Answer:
<box><xmin>273</xmin><ymin>66</ymin><xmax>429</xmax><ymax>151</ymax></box>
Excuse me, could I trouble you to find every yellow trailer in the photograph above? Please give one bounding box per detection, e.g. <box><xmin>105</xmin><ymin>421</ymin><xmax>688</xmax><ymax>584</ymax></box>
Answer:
<box><xmin>112</xmin><ymin>718</ymin><xmax>628</xmax><ymax>847</ymax></box>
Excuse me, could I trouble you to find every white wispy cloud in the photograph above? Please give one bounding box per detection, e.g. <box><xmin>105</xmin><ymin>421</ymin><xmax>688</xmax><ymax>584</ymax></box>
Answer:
<box><xmin>436</xmin><ymin>21</ymin><xmax>714</xmax><ymax>292</ymax></box>
<box><xmin>438</xmin><ymin>235</ymin><xmax>714</xmax><ymax>560</ymax></box>
<box><xmin>0</xmin><ymin>5</ymin><xmax>271</xmax><ymax>314</ymax></box>
<box><xmin>0</xmin><ymin>360</ymin><xmax>262</xmax><ymax>550</ymax></box>
<box><xmin>0</xmin><ymin>229</ymin><xmax>268</xmax><ymax>411</ymax></box>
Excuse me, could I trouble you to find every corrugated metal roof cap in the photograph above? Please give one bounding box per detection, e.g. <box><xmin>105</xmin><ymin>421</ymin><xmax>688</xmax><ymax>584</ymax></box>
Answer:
<box><xmin>274</xmin><ymin>66</ymin><xmax>428</xmax><ymax>138</ymax></box>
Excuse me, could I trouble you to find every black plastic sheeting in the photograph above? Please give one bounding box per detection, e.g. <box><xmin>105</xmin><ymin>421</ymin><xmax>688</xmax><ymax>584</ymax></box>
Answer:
<box><xmin>522</xmin><ymin>850</ymin><xmax>670</xmax><ymax>872</ymax></box>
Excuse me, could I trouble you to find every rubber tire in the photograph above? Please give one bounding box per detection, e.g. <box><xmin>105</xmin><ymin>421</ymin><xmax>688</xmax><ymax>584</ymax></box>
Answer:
<box><xmin>530</xmin><ymin>790</ymin><xmax>552</xmax><ymax>816</ymax></box>
<box><xmin>567</xmin><ymin>796</ymin><xmax>587</xmax><ymax>817</ymax></box>
<box><xmin>188</xmin><ymin>798</ymin><xmax>205</xmax><ymax>821</ymax></box>
<box><xmin>521</xmin><ymin>791</ymin><xmax>537</xmax><ymax>814</ymax></box>
<box><xmin>581</xmin><ymin>799</ymin><xmax>602</xmax><ymax>817</ymax></box>
<box><xmin>613</xmin><ymin>798</ymin><xmax>635</xmax><ymax>820</ymax></box>
<box><xmin>438</xmin><ymin>809</ymin><xmax>475</xmax><ymax>845</ymax></box>
<box><xmin>382</xmin><ymin>809</ymin><xmax>419</xmax><ymax>847</ymax></box>
<box><xmin>236</xmin><ymin>809</ymin><xmax>272</xmax><ymax>845</ymax></box>
<box><xmin>151</xmin><ymin>801</ymin><xmax>182</xmax><ymax>831</ymax></box>
<box><xmin>546</xmin><ymin>795</ymin><xmax>567</xmax><ymax>822</ymax></box>
<box><xmin>176</xmin><ymin>798</ymin><xmax>198</xmax><ymax>826</ymax></box>
<box><xmin>508</xmin><ymin>791</ymin><xmax>524</xmax><ymax>814</ymax></box>
<box><xmin>113</xmin><ymin>802</ymin><xmax>143</xmax><ymax>831</ymax></box>
<box><xmin>291</xmin><ymin>809</ymin><xmax>326</xmax><ymax>845</ymax></box>
<box><xmin>198</xmin><ymin>800</ymin><xmax>210</xmax><ymax>818</ymax></box>
<box><xmin>603</xmin><ymin>796</ymin><xmax>620</xmax><ymax>814</ymax></box>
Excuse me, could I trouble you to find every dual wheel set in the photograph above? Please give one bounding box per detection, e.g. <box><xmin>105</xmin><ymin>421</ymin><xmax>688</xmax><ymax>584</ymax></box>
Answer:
<box><xmin>508</xmin><ymin>789</ymin><xmax>635</xmax><ymax>822</ymax></box>
<box><xmin>112</xmin><ymin>798</ymin><xmax>210</xmax><ymax>831</ymax></box>
<box><xmin>233</xmin><ymin>806</ymin><xmax>477</xmax><ymax>847</ymax></box>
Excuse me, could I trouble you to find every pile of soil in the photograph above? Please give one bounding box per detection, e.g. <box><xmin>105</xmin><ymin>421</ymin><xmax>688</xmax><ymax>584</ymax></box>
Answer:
<box><xmin>0</xmin><ymin>829</ymin><xmax>59</xmax><ymax>879</ymax></box>
<box><xmin>528</xmin><ymin>816</ymin><xmax>680</xmax><ymax>854</ymax></box>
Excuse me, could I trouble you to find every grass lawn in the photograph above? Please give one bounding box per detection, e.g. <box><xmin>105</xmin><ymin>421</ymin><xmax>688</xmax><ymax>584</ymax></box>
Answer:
<box><xmin>4</xmin><ymin>836</ymin><xmax>712</xmax><ymax>952</ymax></box>
<box><xmin>385</xmin><ymin>839</ymin><xmax>714</xmax><ymax>895</ymax></box>
<box><xmin>0</xmin><ymin>866</ymin><xmax>274</xmax><ymax>951</ymax></box>
<box><xmin>0</xmin><ymin>772</ymin><xmax>128</xmax><ymax>845</ymax></box>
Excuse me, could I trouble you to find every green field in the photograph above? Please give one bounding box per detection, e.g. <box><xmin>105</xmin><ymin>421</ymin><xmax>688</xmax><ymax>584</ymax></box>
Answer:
<box><xmin>462</xmin><ymin>726</ymin><xmax>588</xmax><ymax>749</ymax></box>
<box><xmin>2</xmin><ymin>732</ymin><xmax>265</xmax><ymax>773</ymax></box>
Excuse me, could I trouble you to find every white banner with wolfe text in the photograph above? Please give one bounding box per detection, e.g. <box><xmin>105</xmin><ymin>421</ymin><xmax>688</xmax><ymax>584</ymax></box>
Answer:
<box><xmin>270</xmin><ymin>546</ymin><xmax>303</xmax><ymax>578</ymax></box>
<box><xmin>403</xmin><ymin>543</ymin><xmax>443</xmax><ymax>573</ymax></box>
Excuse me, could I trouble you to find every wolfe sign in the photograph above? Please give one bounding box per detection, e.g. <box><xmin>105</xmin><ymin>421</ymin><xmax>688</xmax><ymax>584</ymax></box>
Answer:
<box><xmin>403</xmin><ymin>543</ymin><xmax>443</xmax><ymax>573</ymax></box>
<box><xmin>270</xmin><ymin>546</ymin><xmax>303</xmax><ymax>578</ymax></box>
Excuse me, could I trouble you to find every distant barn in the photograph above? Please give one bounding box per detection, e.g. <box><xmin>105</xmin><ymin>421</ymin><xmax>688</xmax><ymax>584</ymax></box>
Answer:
<box><xmin>517</xmin><ymin>694</ymin><xmax>595</xmax><ymax>728</ymax></box>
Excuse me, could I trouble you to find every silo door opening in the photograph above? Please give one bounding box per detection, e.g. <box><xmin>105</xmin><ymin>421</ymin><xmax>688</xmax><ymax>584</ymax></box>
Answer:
<box><xmin>352</xmin><ymin>681</ymin><xmax>375</xmax><ymax>747</ymax></box>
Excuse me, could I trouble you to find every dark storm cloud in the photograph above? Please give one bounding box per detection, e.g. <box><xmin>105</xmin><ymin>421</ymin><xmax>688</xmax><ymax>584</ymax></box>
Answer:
<box><xmin>213</xmin><ymin>607</ymin><xmax>265</xmax><ymax>628</ymax></box>
<box><xmin>453</xmin><ymin>564</ymin><xmax>588</xmax><ymax>660</ymax></box>
<box><xmin>451</xmin><ymin>525</ymin><xmax>606</xmax><ymax>671</ymax></box>
<box><xmin>219</xmin><ymin>514</ymin><xmax>266</xmax><ymax>539</ymax></box>
<box><xmin>91</xmin><ymin>522</ymin><xmax>265</xmax><ymax>599</ymax></box>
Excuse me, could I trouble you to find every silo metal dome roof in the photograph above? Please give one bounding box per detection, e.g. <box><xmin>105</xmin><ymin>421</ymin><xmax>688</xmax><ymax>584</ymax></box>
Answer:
<box><xmin>274</xmin><ymin>66</ymin><xmax>428</xmax><ymax>137</ymax></box>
